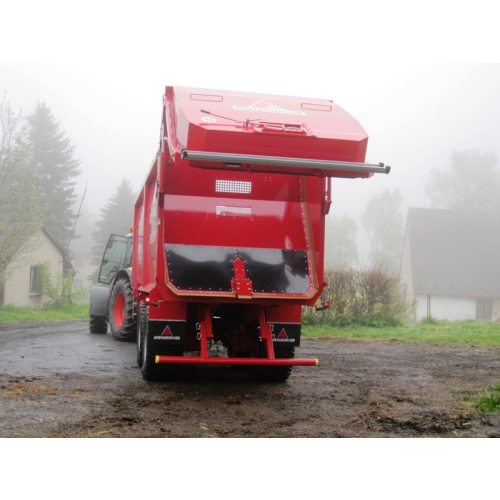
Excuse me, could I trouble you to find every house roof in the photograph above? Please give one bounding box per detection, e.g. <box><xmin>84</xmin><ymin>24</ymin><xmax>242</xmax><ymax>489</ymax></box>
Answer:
<box><xmin>41</xmin><ymin>227</ymin><xmax>73</xmax><ymax>271</ymax></box>
<box><xmin>404</xmin><ymin>208</ymin><xmax>500</xmax><ymax>298</ymax></box>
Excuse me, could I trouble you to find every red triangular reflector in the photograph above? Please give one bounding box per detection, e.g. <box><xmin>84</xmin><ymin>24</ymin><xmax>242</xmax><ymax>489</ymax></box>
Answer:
<box><xmin>161</xmin><ymin>326</ymin><xmax>173</xmax><ymax>336</ymax></box>
<box><xmin>278</xmin><ymin>328</ymin><xmax>288</xmax><ymax>339</ymax></box>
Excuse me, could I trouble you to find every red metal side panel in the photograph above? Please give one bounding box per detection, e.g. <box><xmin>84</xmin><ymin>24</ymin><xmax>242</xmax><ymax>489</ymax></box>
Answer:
<box><xmin>132</xmin><ymin>155</ymin><xmax>159</xmax><ymax>293</ymax></box>
<box><xmin>131</xmin><ymin>189</ymin><xmax>144</xmax><ymax>291</ymax></box>
<box><xmin>162</xmin><ymin>166</ymin><xmax>306</xmax><ymax>249</ymax></box>
<box><xmin>303</xmin><ymin>175</ymin><xmax>326</xmax><ymax>294</ymax></box>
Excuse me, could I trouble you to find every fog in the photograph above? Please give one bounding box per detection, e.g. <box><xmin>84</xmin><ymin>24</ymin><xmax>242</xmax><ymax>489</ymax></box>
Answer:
<box><xmin>1</xmin><ymin>5</ymin><xmax>499</xmax><ymax>252</ymax></box>
<box><xmin>3</xmin><ymin>64</ymin><xmax>499</xmax><ymax>219</ymax></box>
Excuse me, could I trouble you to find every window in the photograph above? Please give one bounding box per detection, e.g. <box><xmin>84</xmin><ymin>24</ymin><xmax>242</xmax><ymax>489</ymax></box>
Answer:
<box><xmin>98</xmin><ymin>234</ymin><xmax>132</xmax><ymax>285</ymax></box>
<box><xmin>476</xmin><ymin>300</ymin><xmax>492</xmax><ymax>321</ymax></box>
<box><xmin>30</xmin><ymin>266</ymin><xmax>42</xmax><ymax>295</ymax></box>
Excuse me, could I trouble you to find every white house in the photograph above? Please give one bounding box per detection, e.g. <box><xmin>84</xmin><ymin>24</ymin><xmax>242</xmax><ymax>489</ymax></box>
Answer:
<box><xmin>0</xmin><ymin>227</ymin><xmax>72</xmax><ymax>309</ymax></box>
<box><xmin>400</xmin><ymin>208</ymin><xmax>500</xmax><ymax>322</ymax></box>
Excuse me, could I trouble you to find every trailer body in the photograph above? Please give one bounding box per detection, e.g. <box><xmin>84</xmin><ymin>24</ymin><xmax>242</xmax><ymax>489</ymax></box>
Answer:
<box><xmin>91</xmin><ymin>86</ymin><xmax>388</xmax><ymax>381</ymax></box>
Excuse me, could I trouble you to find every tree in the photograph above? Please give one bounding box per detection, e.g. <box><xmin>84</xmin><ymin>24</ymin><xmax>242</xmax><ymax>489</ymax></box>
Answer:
<box><xmin>89</xmin><ymin>178</ymin><xmax>136</xmax><ymax>283</ymax></box>
<box><xmin>0</xmin><ymin>95</ymin><xmax>44</xmax><ymax>282</ymax></box>
<box><xmin>324</xmin><ymin>214</ymin><xmax>359</xmax><ymax>269</ymax></box>
<box><xmin>362</xmin><ymin>188</ymin><xmax>404</xmax><ymax>274</ymax></box>
<box><xmin>425</xmin><ymin>150</ymin><xmax>500</xmax><ymax>211</ymax></box>
<box><xmin>26</xmin><ymin>102</ymin><xmax>81</xmax><ymax>246</ymax></box>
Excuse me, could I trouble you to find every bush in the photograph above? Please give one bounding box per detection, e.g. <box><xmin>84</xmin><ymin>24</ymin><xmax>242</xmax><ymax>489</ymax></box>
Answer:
<box><xmin>303</xmin><ymin>265</ymin><xmax>411</xmax><ymax>327</ymax></box>
<box><xmin>37</xmin><ymin>261</ymin><xmax>87</xmax><ymax>308</ymax></box>
<box><xmin>301</xmin><ymin>315</ymin><xmax>322</xmax><ymax>326</ymax></box>
<box><xmin>420</xmin><ymin>316</ymin><xmax>440</xmax><ymax>325</ymax></box>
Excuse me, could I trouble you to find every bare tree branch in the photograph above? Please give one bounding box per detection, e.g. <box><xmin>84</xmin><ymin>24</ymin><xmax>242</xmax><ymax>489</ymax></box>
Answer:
<box><xmin>0</xmin><ymin>95</ymin><xmax>44</xmax><ymax>280</ymax></box>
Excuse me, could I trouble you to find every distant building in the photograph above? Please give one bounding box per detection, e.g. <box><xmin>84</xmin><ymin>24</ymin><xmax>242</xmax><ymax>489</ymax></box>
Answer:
<box><xmin>400</xmin><ymin>208</ymin><xmax>500</xmax><ymax>322</ymax></box>
<box><xmin>0</xmin><ymin>227</ymin><xmax>72</xmax><ymax>309</ymax></box>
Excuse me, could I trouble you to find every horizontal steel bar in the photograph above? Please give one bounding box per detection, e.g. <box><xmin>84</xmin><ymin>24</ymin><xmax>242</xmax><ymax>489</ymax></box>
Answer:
<box><xmin>181</xmin><ymin>149</ymin><xmax>390</xmax><ymax>174</ymax></box>
<box><xmin>155</xmin><ymin>356</ymin><xmax>319</xmax><ymax>367</ymax></box>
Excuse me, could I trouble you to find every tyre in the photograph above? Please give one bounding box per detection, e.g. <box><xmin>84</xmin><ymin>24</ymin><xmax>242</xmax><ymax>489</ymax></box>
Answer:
<box><xmin>89</xmin><ymin>315</ymin><xmax>108</xmax><ymax>334</ymax></box>
<box><xmin>140</xmin><ymin>308</ymin><xmax>162</xmax><ymax>380</ymax></box>
<box><xmin>141</xmin><ymin>309</ymin><xmax>183</xmax><ymax>381</ymax></box>
<box><xmin>109</xmin><ymin>278</ymin><xmax>136</xmax><ymax>342</ymax></box>
<box><xmin>136</xmin><ymin>302</ymin><xmax>146</xmax><ymax>367</ymax></box>
<box><xmin>248</xmin><ymin>344</ymin><xmax>295</xmax><ymax>383</ymax></box>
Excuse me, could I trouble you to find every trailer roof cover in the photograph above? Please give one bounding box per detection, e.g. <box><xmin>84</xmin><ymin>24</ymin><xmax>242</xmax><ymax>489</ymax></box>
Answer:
<box><xmin>166</xmin><ymin>86</ymin><xmax>390</xmax><ymax>179</ymax></box>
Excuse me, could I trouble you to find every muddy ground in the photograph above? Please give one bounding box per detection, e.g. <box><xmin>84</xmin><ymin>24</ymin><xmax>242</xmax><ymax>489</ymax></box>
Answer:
<box><xmin>0</xmin><ymin>320</ymin><xmax>499</xmax><ymax>438</ymax></box>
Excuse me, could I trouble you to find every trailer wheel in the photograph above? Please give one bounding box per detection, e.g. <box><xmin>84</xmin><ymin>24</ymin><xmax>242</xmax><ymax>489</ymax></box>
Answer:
<box><xmin>141</xmin><ymin>310</ymin><xmax>183</xmax><ymax>381</ymax></box>
<box><xmin>248</xmin><ymin>345</ymin><xmax>295</xmax><ymax>383</ymax></box>
<box><xmin>136</xmin><ymin>302</ymin><xmax>146</xmax><ymax>367</ymax></box>
<box><xmin>89</xmin><ymin>315</ymin><xmax>108</xmax><ymax>334</ymax></box>
<box><xmin>140</xmin><ymin>309</ymin><xmax>163</xmax><ymax>380</ymax></box>
<box><xmin>109</xmin><ymin>278</ymin><xmax>136</xmax><ymax>342</ymax></box>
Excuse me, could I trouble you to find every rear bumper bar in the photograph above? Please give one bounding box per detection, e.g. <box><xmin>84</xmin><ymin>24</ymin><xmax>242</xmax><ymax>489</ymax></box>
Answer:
<box><xmin>156</xmin><ymin>356</ymin><xmax>318</xmax><ymax>367</ymax></box>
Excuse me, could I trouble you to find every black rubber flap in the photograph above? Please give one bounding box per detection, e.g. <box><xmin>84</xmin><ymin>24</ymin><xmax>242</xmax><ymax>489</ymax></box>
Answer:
<box><xmin>165</xmin><ymin>244</ymin><xmax>309</xmax><ymax>294</ymax></box>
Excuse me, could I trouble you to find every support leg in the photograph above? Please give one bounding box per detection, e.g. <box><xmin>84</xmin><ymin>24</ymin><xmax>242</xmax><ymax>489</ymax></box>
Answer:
<box><xmin>199</xmin><ymin>307</ymin><xmax>213</xmax><ymax>359</ymax></box>
<box><xmin>258</xmin><ymin>309</ymin><xmax>275</xmax><ymax>360</ymax></box>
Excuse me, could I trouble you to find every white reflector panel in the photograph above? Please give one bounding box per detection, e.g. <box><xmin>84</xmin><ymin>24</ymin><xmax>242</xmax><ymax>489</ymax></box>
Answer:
<box><xmin>215</xmin><ymin>180</ymin><xmax>252</xmax><ymax>194</ymax></box>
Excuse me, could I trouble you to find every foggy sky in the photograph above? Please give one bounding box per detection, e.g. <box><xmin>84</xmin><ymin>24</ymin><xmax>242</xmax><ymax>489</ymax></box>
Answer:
<box><xmin>2</xmin><ymin>64</ymin><xmax>499</xmax><ymax>220</ymax></box>
<box><xmin>1</xmin><ymin>4</ymin><xmax>499</xmax><ymax>229</ymax></box>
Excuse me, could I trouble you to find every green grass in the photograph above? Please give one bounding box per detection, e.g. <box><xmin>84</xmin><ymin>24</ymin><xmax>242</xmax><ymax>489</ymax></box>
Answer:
<box><xmin>0</xmin><ymin>303</ymin><xmax>89</xmax><ymax>323</ymax></box>
<box><xmin>464</xmin><ymin>385</ymin><xmax>500</xmax><ymax>413</ymax></box>
<box><xmin>302</xmin><ymin>319</ymin><xmax>500</xmax><ymax>346</ymax></box>
<box><xmin>2</xmin><ymin>304</ymin><xmax>500</xmax><ymax>347</ymax></box>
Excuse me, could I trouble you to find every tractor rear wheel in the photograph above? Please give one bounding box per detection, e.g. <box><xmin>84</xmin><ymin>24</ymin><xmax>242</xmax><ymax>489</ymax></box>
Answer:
<box><xmin>109</xmin><ymin>278</ymin><xmax>136</xmax><ymax>342</ymax></box>
<box><xmin>89</xmin><ymin>315</ymin><xmax>108</xmax><ymax>334</ymax></box>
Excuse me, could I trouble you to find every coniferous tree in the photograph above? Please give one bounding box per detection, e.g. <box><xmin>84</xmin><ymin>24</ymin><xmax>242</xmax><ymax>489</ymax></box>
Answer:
<box><xmin>26</xmin><ymin>102</ymin><xmax>81</xmax><ymax>246</ymax></box>
<box><xmin>89</xmin><ymin>178</ymin><xmax>136</xmax><ymax>283</ymax></box>
<box><xmin>362</xmin><ymin>188</ymin><xmax>404</xmax><ymax>275</ymax></box>
<box><xmin>425</xmin><ymin>150</ymin><xmax>500</xmax><ymax>211</ymax></box>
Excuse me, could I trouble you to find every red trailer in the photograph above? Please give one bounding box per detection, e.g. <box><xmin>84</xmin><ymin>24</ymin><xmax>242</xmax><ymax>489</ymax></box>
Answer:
<box><xmin>90</xmin><ymin>86</ymin><xmax>389</xmax><ymax>381</ymax></box>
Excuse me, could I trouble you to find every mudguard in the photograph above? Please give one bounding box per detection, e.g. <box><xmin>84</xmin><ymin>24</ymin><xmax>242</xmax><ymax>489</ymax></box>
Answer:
<box><xmin>89</xmin><ymin>286</ymin><xmax>111</xmax><ymax>317</ymax></box>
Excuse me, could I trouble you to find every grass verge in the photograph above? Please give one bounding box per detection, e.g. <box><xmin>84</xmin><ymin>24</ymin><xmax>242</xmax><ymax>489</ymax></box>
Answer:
<box><xmin>302</xmin><ymin>319</ymin><xmax>500</xmax><ymax>346</ymax></box>
<box><xmin>0</xmin><ymin>303</ymin><xmax>89</xmax><ymax>323</ymax></box>
<box><xmin>2</xmin><ymin>305</ymin><xmax>500</xmax><ymax>347</ymax></box>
